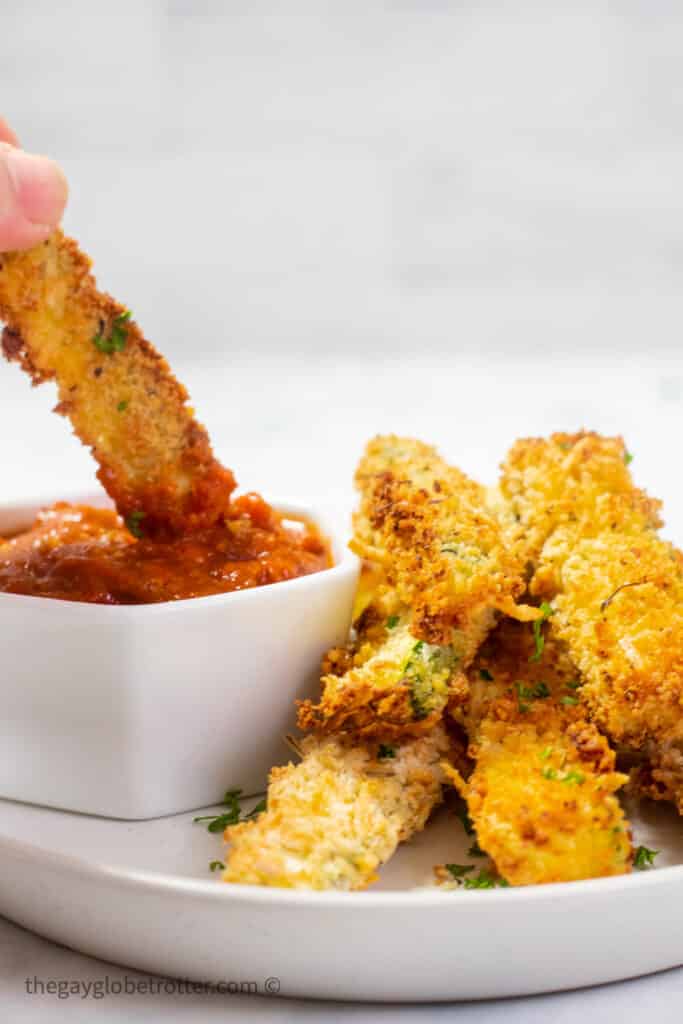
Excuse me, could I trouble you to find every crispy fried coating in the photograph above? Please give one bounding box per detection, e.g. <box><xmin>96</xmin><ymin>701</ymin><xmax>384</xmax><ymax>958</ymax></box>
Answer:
<box><xmin>0</xmin><ymin>231</ymin><xmax>235</xmax><ymax>536</ymax></box>
<box><xmin>298</xmin><ymin>608</ymin><xmax>468</xmax><ymax>739</ymax></box>
<box><xmin>499</xmin><ymin>432</ymin><xmax>683</xmax><ymax>810</ymax></box>
<box><xmin>354</xmin><ymin>436</ymin><xmax>538</xmax><ymax>645</ymax></box>
<box><xmin>496</xmin><ymin>430</ymin><xmax>657</xmax><ymax>569</ymax></box>
<box><xmin>222</xmin><ymin>724</ymin><xmax>451</xmax><ymax>889</ymax></box>
<box><xmin>447</xmin><ymin>621</ymin><xmax>631</xmax><ymax>885</ymax></box>
<box><xmin>299</xmin><ymin>436</ymin><xmax>537</xmax><ymax>739</ymax></box>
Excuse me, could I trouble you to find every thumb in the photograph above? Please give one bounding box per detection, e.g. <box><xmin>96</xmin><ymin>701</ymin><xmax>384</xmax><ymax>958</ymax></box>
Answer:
<box><xmin>0</xmin><ymin>142</ymin><xmax>68</xmax><ymax>251</ymax></box>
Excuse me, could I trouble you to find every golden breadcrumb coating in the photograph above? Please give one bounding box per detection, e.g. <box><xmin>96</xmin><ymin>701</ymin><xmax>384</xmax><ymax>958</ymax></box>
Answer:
<box><xmin>300</xmin><ymin>436</ymin><xmax>537</xmax><ymax>739</ymax></box>
<box><xmin>447</xmin><ymin>621</ymin><xmax>631</xmax><ymax>885</ymax></box>
<box><xmin>497</xmin><ymin>430</ymin><xmax>657</xmax><ymax>568</ymax></box>
<box><xmin>223</xmin><ymin>724</ymin><xmax>451</xmax><ymax>890</ymax></box>
<box><xmin>354</xmin><ymin>436</ymin><xmax>538</xmax><ymax>645</ymax></box>
<box><xmin>0</xmin><ymin>231</ymin><xmax>235</xmax><ymax>537</ymax></box>
<box><xmin>500</xmin><ymin>431</ymin><xmax>683</xmax><ymax>812</ymax></box>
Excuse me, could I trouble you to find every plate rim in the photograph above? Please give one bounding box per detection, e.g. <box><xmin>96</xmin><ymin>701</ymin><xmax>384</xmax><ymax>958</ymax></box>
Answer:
<box><xmin>3</xmin><ymin>830</ymin><xmax>682</xmax><ymax>907</ymax></box>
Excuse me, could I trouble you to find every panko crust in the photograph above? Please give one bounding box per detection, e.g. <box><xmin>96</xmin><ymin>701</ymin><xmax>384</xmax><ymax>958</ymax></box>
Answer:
<box><xmin>354</xmin><ymin>435</ymin><xmax>538</xmax><ymax>645</ymax></box>
<box><xmin>301</xmin><ymin>436</ymin><xmax>538</xmax><ymax>740</ymax></box>
<box><xmin>448</xmin><ymin>621</ymin><xmax>631</xmax><ymax>886</ymax></box>
<box><xmin>223</xmin><ymin>725</ymin><xmax>451</xmax><ymax>890</ymax></box>
<box><xmin>0</xmin><ymin>231</ymin><xmax>235</xmax><ymax>536</ymax></box>
<box><xmin>500</xmin><ymin>432</ymin><xmax>683</xmax><ymax>756</ymax></box>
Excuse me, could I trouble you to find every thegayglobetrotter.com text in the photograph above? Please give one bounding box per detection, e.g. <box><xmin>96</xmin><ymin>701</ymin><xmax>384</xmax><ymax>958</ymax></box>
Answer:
<box><xmin>25</xmin><ymin>975</ymin><xmax>282</xmax><ymax>999</ymax></box>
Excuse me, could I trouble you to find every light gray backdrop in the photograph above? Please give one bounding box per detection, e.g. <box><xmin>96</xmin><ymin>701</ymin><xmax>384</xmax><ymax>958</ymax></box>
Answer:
<box><xmin>2</xmin><ymin>1</ymin><xmax>681</xmax><ymax>362</ymax></box>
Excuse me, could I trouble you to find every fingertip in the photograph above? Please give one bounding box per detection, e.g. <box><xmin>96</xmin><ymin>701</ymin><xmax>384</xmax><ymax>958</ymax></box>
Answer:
<box><xmin>0</xmin><ymin>117</ymin><xmax>20</xmax><ymax>147</ymax></box>
<box><xmin>2</xmin><ymin>145</ymin><xmax>68</xmax><ymax>232</ymax></box>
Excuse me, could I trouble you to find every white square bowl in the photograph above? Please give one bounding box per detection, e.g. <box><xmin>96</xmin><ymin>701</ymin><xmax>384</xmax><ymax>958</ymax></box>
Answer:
<box><xmin>0</xmin><ymin>494</ymin><xmax>358</xmax><ymax>819</ymax></box>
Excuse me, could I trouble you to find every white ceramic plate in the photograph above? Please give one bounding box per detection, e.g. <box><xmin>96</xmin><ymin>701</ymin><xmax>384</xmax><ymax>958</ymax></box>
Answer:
<box><xmin>0</xmin><ymin>792</ymin><xmax>681</xmax><ymax>1001</ymax></box>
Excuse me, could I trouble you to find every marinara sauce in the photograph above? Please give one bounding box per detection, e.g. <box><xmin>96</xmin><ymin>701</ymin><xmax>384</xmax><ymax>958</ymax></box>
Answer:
<box><xmin>0</xmin><ymin>495</ymin><xmax>331</xmax><ymax>605</ymax></box>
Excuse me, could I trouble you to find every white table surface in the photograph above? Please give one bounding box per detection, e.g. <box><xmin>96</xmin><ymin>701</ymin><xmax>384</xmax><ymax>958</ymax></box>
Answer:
<box><xmin>1</xmin><ymin>354</ymin><xmax>682</xmax><ymax>1018</ymax></box>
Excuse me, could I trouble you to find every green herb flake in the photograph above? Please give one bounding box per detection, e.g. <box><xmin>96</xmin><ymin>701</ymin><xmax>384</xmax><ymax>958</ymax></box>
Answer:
<box><xmin>566</xmin><ymin>679</ymin><xmax>581</xmax><ymax>690</ymax></box>
<box><xmin>468</xmin><ymin>840</ymin><xmax>486</xmax><ymax>858</ymax></box>
<box><xmin>125</xmin><ymin>510</ymin><xmax>146</xmax><ymax>539</ymax></box>
<box><xmin>209</xmin><ymin>860</ymin><xmax>225</xmax><ymax>872</ymax></box>
<box><xmin>463</xmin><ymin>870</ymin><xmax>509</xmax><ymax>889</ymax></box>
<box><xmin>561</xmin><ymin>770</ymin><xmax>585</xmax><ymax>785</ymax></box>
<box><xmin>456</xmin><ymin>805</ymin><xmax>476</xmax><ymax>836</ymax></box>
<box><xmin>540</xmin><ymin>746</ymin><xmax>553</xmax><ymax>760</ymax></box>
<box><xmin>515</xmin><ymin>680</ymin><xmax>550</xmax><ymax>712</ymax></box>
<box><xmin>117</xmin><ymin>400</ymin><xmax>129</xmax><ymax>412</ymax></box>
<box><xmin>445</xmin><ymin>863</ymin><xmax>474</xmax><ymax>882</ymax></box>
<box><xmin>560</xmin><ymin>695</ymin><xmax>579</xmax><ymax>706</ymax></box>
<box><xmin>93</xmin><ymin>310</ymin><xmax>132</xmax><ymax>355</ymax></box>
<box><xmin>193</xmin><ymin>789</ymin><xmax>266</xmax><ymax>833</ymax></box>
<box><xmin>479</xmin><ymin>668</ymin><xmax>494</xmax><ymax>681</ymax></box>
<box><xmin>529</xmin><ymin>602</ymin><xmax>554</xmax><ymax>663</ymax></box>
<box><xmin>624</xmin><ymin>451</ymin><xmax>634</xmax><ymax>466</ymax></box>
<box><xmin>377</xmin><ymin>743</ymin><xmax>396</xmax><ymax>760</ymax></box>
<box><xmin>633</xmin><ymin>845</ymin><xmax>659</xmax><ymax>870</ymax></box>
<box><xmin>386</xmin><ymin>615</ymin><xmax>400</xmax><ymax>630</ymax></box>
<box><xmin>542</xmin><ymin>766</ymin><xmax>558</xmax><ymax>781</ymax></box>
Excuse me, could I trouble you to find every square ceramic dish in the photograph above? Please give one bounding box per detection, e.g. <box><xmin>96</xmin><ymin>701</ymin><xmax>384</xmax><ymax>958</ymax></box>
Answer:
<box><xmin>0</xmin><ymin>494</ymin><xmax>358</xmax><ymax>819</ymax></box>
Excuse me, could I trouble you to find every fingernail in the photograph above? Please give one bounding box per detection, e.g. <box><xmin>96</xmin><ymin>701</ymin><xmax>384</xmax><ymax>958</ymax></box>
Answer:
<box><xmin>4</xmin><ymin>147</ymin><xmax>68</xmax><ymax>227</ymax></box>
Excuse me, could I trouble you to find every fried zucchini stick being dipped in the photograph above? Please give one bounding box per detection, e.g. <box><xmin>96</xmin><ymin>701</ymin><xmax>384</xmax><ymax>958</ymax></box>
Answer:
<box><xmin>0</xmin><ymin>231</ymin><xmax>235</xmax><ymax>536</ymax></box>
<box><xmin>447</xmin><ymin>620</ymin><xmax>631</xmax><ymax>885</ymax></box>
<box><xmin>299</xmin><ymin>436</ymin><xmax>538</xmax><ymax>738</ymax></box>
<box><xmin>223</xmin><ymin>724</ymin><xmax>451</xmax><ymax>889</ymax></box>
<box><xmin>500</xmin><ymin>431</ymin><xmax>683</xmax><ymax>812</ymax></box>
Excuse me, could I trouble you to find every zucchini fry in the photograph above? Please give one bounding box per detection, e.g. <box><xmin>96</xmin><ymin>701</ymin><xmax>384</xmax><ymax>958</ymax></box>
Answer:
<box><xmin>447</xmin><ymin>620</ymin><xmax>631</xmax><ymax>885</ymax></box>
<box><xmin>354</xmin><ymin>436</ymin><xmax>537</xmax><ymax>644</ymax></box>
<box><xmin>223</xmin><ymin>724</ymin><xmax>451</xmax><ymax>890</ymax></box>
<box><xmin>0</xmin><ymin>231</ymin><xmax>235</xmax><ymax>536</ymax></box>
<box><xmin>500</xmin><ymin>431</ymin><xmax>683</xmax><ymax>812</ymax></box>
<box><xmin>299</xmin><ymin>436</ymin><xmax>537</xmax><ymax>738</ymax></box>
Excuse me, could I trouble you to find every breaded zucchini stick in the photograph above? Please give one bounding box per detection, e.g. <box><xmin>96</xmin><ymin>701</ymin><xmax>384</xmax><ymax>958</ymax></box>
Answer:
<box><xmin>447</xmin><ymin>621</ymin><xmax>631</xmax><ymax>885</ymax></box>
<box><xmin>0</xmin><ymin>231</ymin><xmax>235</xmax><ymax>536</ymax></box>
<box><xmin>354</xmin><ymin>436</ymin><xmax>537</xmax><ymax>644</ymax></box>
<box><xmin>299</xmin><ymin>436</ymin><xmax>537</xmax><ymax>738</ymax></box>
<box><xmin>223</xmin><ymin>724</ymin><xmax>451</xmax><ymax>889</ymax></box>
<box><xmin>500</xmin><ymin>432</ymin><xmax>683</xmax><ymax>812</ymax></box>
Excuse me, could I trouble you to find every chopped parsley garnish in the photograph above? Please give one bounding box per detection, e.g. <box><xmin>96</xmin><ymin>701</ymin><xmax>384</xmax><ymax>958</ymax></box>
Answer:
<box><xmin>93</xmin><ymin>310</ymin><xmax>132</xmax><ymax>355</ymax></box>
<box><xmin>209</xmin><ymin>860</ymin><xmax>225</xmax><ymax>872</ymax></box>
<box><xmin>193</xmin><ymin>790</ymin><xmax>266</xmax><ymax>833</ymax></box>
<box><xmin>543</xmin><ymin>766</ymin><xmax>584</xmax><ymax>784</ymax></box>
<box><xmin>540</xmin><ymin>746</ymin><xmax>553</xmax><ymax>760</ymax></box>
<box><xmin>529</xmin><ymin>602</ymin><xmax>554</xmax><ymax>663</ymax></box>
<box><xmin>479</xmin><ymin>668</ymin><xmax>494</xmax><ymax>681</ymax></box>
<box><xmin>566</xmin><ymin>679</ymin><xmax>580</xmax><ymax>690</ymax></box>
<box><xmin>445</xmin><ymin>863</ymin><xmax>474</xmax><ymax>881</ymax></box>
<box><xmin>440</xmin><ymin>543</ymin><xmax>461</xmax><ymax>556</ymax></box>
<box><xmin>515</xmin><ymin>680</ymin><xmax>550</xmax><ymax>712</ymax></box>
<box><xmin>463</xmin><ymin>870</ymin><xmax>510</xmax><ymax>889</ymax></box>
<box><xmin>386</xmin><ymin>615</ymin><xmax>399</xmax><ymax>630</ymax></box>
<box><xmin>117</xmin><ymin>400</ymin><xmax>129</xmax><ymax>412</ymax></box>
<box><xmin>560</xmin><ymin>695</ymin><xmax>579</xmax><ymax>706</ymax></box>
<box><xmin>624</xmin><ymin>451</ymin><xmax>634</xmax><ymax>466</ymax></box>
<box><xmin>633</xmin><ymin>845</ymin><xmax>659</xmax><ymax>870</ymax></box>
<box><xmin>125</xmin><ymin>510</ymin><xmax>146</xmax><ymax>539</ymax></box>
<box><xmin>377</xmin><ymin>743</ymin><xmax>396</xmax><ymax>760</ymax></box>
<box><xmin>468</xmin><ymin>840</ymin><xmax>486</xmax><ymax>857</ymax></box>
<box><xmin>456</xmin><ymin>804</ymin><xmax>475</xmax><ymax>836</ymax></box>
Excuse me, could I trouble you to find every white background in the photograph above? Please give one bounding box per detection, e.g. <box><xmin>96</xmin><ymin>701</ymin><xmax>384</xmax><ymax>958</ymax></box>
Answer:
<box><xmin>1</xmin><ymin>2</ymin><xmax>682</xmax><ymax>1018</ymax></box>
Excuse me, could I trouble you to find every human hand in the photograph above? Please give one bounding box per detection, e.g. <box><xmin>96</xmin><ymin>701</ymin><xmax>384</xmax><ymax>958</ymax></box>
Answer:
<box><xmin>0</xmin><ymin>117</ymin><xmax>68</xmax><ymax>252</ymax></box>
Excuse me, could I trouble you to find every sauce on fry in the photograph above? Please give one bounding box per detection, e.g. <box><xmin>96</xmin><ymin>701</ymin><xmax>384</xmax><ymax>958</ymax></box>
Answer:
<box><xmin>0</xmin><ymin>497</ymin><xmax>331</xmax><ymax>605</ymax></box>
